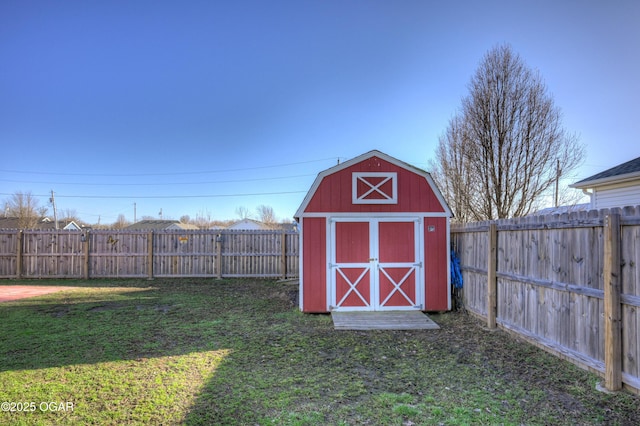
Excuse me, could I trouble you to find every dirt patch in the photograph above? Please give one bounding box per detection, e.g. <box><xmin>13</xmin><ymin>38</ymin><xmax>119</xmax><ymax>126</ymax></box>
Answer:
<box><xmin>87</xmin><ymin>303</ymin><xmax>174</xmax><ymax>313</ymax></box>
<box><xmin>87</xmin><ymin>303</ymin><xmax>128</xmax><ymax>312</ymax></box>
<box><xmin>0</xmin><ymin>285</ymin><xmax>74</xmax><ymax>302</ymax></box>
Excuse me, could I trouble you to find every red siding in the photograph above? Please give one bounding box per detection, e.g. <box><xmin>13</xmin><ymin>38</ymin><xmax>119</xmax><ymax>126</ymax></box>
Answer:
<box><xmin>304</xmin><ymin>156</ymin><xmax>445</xmax><ymax>214</ymax></box>
<box><xmin>424</xmin><ymin>216</ymin><xmax>449</xmax><ymax>311</ymax></box>
<box><xmin>335</xmin><ymin>222</ymin><xmax>369</xmax><ymax>263</ymax></box>
<box><xmin>299</xmin><ymin>152</ymin><xmax>450</xmax><ymax>313</ymax></box>
<box><xmin>334</xmin><ymin>221</ymin><xmax>372</xmax><ymax>308</ymax></box>
<box><xmin>302</xmin><ymin>217</ymin><xmax>326</xmax><ymax>312</ymax></box>
<box><xmin>378</xmin><ymin>221</ymin><xmax>417</xmax><ymax>308</ymax></box>
<box><xmin>378</xmin><ymin>221</ymin><xmax>415</xmax><ymax>263</ymax></box>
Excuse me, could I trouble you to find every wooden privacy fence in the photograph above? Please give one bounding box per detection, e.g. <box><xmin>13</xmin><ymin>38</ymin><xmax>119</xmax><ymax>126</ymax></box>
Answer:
<box><xmin>451</xmin><ymin>206</ymin><xmax>640</xmax><ymax>394</ymax></box>
<box><xmin>0</xmin><ymin>229</ymin><xmax>299</xmax><ymax>279</ymax></box>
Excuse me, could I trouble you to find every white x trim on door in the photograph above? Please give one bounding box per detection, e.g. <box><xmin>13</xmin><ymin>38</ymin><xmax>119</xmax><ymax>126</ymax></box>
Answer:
<box><xmin>335</xmin><ymin>267</ymin><xmax>370</xmax><ymax>308</ymax></box>
<box><xmin>329</xmin><ymin>217</ymin><xmax>423</xmax><ymax>311</ymax></box>
<box><xmin>378</xmin><ymin>266</ymin><xmax>417</xmax><ymax>307</ymax></box>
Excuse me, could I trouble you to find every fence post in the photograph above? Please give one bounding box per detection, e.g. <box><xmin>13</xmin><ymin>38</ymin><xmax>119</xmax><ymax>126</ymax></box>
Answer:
<box><xmin>487</xmin><ymin>222</ymin><xmax>498</xmax><ymax>329</ymax></box>
<box><xmin>216</xmin><ymin>233</ymin><xmax>223</xmax><ymax>279</ymax></box>
<box><xmin>83</xmin><ymin>230</ymin><xmax>90</xmax><ymax>279</ymax></box>
<box><xmin>280</xmin><ymin>231</ymin><xmax>287</xmax><ymax>279</ymax></box>
<box><xmin>16</xmin><ymin>230</ymin><xmax>23</xmax><ymax>279</ymax></box>
<box><xmin>603</xmin><ymin>213</ymin><xmax>622</xmax><ymax>391</ymax></box>
<box><xmin>147</xmin><ymin>231</ymin><xmax>154</xmax><ymax>280</ymax></box>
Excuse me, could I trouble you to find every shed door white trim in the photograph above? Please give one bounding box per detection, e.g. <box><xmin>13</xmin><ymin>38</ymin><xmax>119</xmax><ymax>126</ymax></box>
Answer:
<box><xmin>328</xmin><ymin>217</ymin><xmax>423</xmax><ymax>311</ymax></box>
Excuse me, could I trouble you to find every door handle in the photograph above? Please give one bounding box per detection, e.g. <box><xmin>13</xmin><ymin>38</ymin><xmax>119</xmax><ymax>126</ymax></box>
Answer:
<box><xmin>368</xmin><ymin>258</ymin><xmax>377</xmax><ymax>261</ymax></box>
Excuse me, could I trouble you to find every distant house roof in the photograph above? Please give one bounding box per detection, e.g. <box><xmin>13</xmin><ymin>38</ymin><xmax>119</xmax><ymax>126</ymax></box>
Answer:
<box><xmin>276</xmin><ymin>222</ymin><xmax>298</xmax><ymax>232</ymax></box>
<box><xmin>531</xmin><ymin>203</ymin><xmax>590</xmax><ymax>216</ymax></box>
<box><xmin>0</xmin><ymin>217</ymin><xmax>83</xmax><ymax>230</ymax></box>
<box><xmin>221</xmin><ymin>218</ymin><xmax>298</xmax><ymax>231</ymax></box>
<box><xmin>126</xmin><ymin>220</ymin><xmax>199</xmax><ymax>230</ymax></box>
<box><xmin>571</xmin><ymin>156</ymin><xmax>640</xmax><ymax>189</ymax></box>
<box><xmin>226</xmin><ymin>218</ymin><xmax>273</xmax><ymax>230</ymax></box>
<box><xmin>0</xmin><ymin>217</ymin><xmax>22</xmax><ymax>228</ymax></box>
<box><xmin>38</xmin><ymin>220</ymin><xmax>83</xmax><ymax>231</ymax></box>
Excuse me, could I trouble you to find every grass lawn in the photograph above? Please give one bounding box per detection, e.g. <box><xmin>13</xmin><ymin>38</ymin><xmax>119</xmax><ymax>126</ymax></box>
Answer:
<box><xmin>1</xmin><ymin>278</ymin><xmax>639</xmax><ymax>425</ymax></box>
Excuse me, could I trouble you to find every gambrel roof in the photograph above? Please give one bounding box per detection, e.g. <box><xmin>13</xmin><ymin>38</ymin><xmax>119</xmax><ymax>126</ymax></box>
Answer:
<box><xmin>295</xmin><ymin>149</ymin><xmax>451</xmax><ymax>218</ymax></box>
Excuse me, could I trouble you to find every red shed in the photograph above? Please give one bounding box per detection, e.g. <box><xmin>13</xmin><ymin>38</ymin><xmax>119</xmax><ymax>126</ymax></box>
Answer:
<box><xmin>295</xmin><ymin>150</ymin><xmax>452</xmax><ymax>313</ymax></box>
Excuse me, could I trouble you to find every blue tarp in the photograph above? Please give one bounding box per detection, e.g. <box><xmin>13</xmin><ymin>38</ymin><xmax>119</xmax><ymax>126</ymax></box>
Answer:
<box><xmin>450</xmin><ymin>249</ymin><xmax>463</xmax><ymax>289</ymax></box>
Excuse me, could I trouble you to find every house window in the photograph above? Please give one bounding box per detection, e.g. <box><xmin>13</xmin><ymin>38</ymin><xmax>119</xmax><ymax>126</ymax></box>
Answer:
<box><xmin>352</xmin><ymin>172</ymin><xmax>397</xmax><ymax>204</ymax></box>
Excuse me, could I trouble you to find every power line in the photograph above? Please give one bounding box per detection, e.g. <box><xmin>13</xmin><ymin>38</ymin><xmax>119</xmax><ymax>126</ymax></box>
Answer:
<box><xmin>0</xmin><ymin>173</ymin><xmax>316</xmax><ymax>187</ymax></box>
<box><xmin>0</xmin><ymin>190</ymin><xmax>307</xmax><ymax>200</ymax></box>
<box><xmin>0</xmin><ymin>157</ymin><xmax>337</xmax><ymax>177</ymax></box>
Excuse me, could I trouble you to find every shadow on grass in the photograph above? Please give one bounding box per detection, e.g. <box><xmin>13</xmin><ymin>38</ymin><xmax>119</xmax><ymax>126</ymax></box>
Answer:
<box><xmin>0</xmin><ymin>278</ymin><xmax>290</xmax><ymax>423</ymax></box>
<box><xmin>0</xmin><ymin>279</ymin><xmax>241</xmax><ymax>372</ymax></box>
<box><xmin>2</xmin><ymin>278</ymin><xmax>639</xmax><ymax>425</ymax></box>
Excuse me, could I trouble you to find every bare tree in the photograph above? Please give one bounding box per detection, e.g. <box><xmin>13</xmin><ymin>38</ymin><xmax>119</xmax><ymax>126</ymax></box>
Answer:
<box><xmin>59</xmin><ymin>208</ymin><xmax>86</xmax><ymax>225</ymax></box>
<box><xmin>432</xmin><ymin>44</ymin><xmax>584</xmax><ymax>222</ymax></box>
<box><xmin>192</xmin><ymin>209</ymin><xmax>216</xmax><ymax>229</ymax></box>
<box><xmin>256</xmin><ymin>205</ymin><xmax>277</xmax><ymax>226</ymax></box>
<box><xmin>180</xmin><ymin>210</ymin><xmax>220</xmax><ymax>229</ymax></box>
<box><xmin>235</xmin><ymin>206</ymin><xmax>251</xmax><ymax>219</ymax></box>
<box><xmin>112</xmin><ymin>214</ymin><xmax>131</xmax><ymax>229</ymax></box>
<box><xmin>3</xmin><ymin>191</ymin><xmax>47</xmax><ymax>228</ymax></box>
<box><xmin>430</xmin><ymin>116</ymin><xmax>479</xmax><ymax>223</ymax></box>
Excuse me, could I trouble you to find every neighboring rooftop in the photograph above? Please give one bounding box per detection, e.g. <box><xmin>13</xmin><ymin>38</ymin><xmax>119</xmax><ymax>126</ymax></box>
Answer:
<box><xmin>0</xmin><ymin>216</ymin><xmax>83</xmax><ymax>230</ymax></box>
<box><xmin>225</xmin><ymin>218</ymin><xmax>274</xmax><ymax>230</ymax></box>
<box><xmin>531</xmin><ymin>203</ymin><xmax>590</xmax><ymax>216</ymax></box>
<box><xmin>125</xmin><ymin>220</ymin><xmax>200</xmax><ymax>230</ymax></box>
<box><xmin>222</xmin><ymin>218</ymin><xmax>298</xmax><ymax>231</ymax></box>
<box><xmin>572</xmin><ymin>156</ymin><xmax>640</xmax><ymax>188</ymax></box>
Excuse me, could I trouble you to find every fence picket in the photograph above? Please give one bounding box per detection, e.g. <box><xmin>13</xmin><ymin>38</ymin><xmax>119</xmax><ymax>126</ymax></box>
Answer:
<box><xmin>0</xmin><ymin>228</ymin><xmax>299</xmax><ymax>279</ymax></box>
<box><xmin>451</xmin><ymin>206</ymin><xmax>640</xmax><ymax>394</ymax></box>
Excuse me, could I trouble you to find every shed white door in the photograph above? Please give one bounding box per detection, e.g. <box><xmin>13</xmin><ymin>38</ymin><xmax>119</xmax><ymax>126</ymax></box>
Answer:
<box><xmin>330</xmin><ymin>218</ymin><xmax>422</xmax><ymax>311</ymax></box>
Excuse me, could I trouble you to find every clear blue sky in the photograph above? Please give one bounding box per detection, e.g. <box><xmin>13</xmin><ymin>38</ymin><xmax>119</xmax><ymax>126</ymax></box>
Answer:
<box><xmin>1</xmin><ymin>0</ymin><xmax>639</xmax><ymax>225</ymax></box>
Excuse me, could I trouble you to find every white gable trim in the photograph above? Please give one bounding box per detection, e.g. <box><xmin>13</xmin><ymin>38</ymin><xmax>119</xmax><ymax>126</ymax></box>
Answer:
<box><xmin>300</xmin><ymin>212</ymin><xmax>450</xmax><ymax>218</ymax></box>
<box><xmin>571</xmin><ymin>171</ymin><xmax>640</xmax><ymax>189</ymax></box>
<box><xmin>294</xmin><ymin>150</ymin><xmax>452</xmax><ymax>218</ymax></box>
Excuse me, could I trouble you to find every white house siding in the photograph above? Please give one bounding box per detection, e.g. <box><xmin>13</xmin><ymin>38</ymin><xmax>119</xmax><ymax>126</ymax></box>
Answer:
<box><xmin>593</xmin><ymin>180</ymin><xmax>640</xmax><ymax>209</ymax></box>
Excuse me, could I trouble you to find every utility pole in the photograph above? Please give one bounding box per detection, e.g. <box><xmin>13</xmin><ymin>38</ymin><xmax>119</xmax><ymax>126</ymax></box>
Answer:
<box><xmin>50</xmin><ymin>190</ymin><xmax>59</xmax><ymax>229</ymax></box>
<box><xmin>134</xmin><ymin>202</ymin><xmax>137</xmax><ymax>223</ymax></box>
<box><xmin>554</xmin><ymin>159</ymin><xmax>561</xmax><ymax>208</ymax></box>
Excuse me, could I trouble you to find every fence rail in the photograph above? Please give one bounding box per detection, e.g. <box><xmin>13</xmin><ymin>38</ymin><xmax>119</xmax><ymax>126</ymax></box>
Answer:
<box><xmin>451</xmin><ymin>206</ymin><xmax>640</xmax><ymax>394</ymax></box>
<box><xmin>0</xmin><ymin>229</ymin><xmax>299</xmax><ymax>279</ymax></box>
